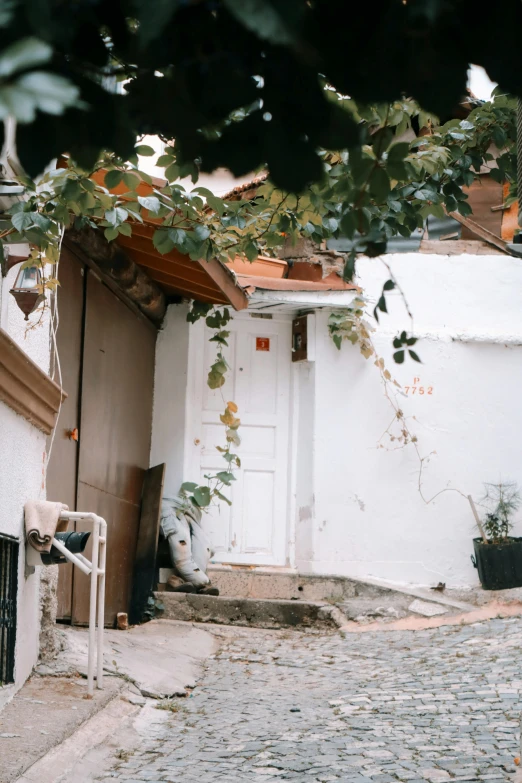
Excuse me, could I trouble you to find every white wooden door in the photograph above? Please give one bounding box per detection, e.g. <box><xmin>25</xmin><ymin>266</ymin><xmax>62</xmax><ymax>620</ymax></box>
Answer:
<box><xmin>187</xmin><ymin>315</ymin><xmax>291</xmax><ymax>565</ymax></box>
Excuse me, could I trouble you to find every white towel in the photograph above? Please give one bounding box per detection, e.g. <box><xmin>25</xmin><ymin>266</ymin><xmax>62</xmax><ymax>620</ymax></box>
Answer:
<box><xmin>24</xmin><ymin>500</ymin><xmax>69</xmax><ymax>553</ymax></box>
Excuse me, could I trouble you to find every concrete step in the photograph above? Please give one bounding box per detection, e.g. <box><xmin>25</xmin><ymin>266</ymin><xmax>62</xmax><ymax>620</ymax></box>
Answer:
<box><xmin>156</xmin><ymin>592</ymin><xmax>342</xmax><ymax>629</ymax></box>
<box><xmin>203</xmin><ymin>566</ymin><xmax>475</xmax><ymax>612</ymax></box>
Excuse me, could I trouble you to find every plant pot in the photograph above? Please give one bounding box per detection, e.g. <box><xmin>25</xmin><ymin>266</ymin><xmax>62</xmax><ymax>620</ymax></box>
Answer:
<box><xmin>471</xmin><ymin>537</ymin><xmax>522</xmax><ymax>590</ymax></box>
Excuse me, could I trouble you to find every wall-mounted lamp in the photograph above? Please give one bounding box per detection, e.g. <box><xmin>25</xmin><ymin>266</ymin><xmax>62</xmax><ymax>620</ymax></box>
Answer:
<box><xmin>0</xmin><ymin>242</ymin><xmax>31</xmax><ymax>277</ymax></box>
<box><xmin>9</xmin><ymin>265</ymin><xmax>44</xmax><ymax>320</ymax></box>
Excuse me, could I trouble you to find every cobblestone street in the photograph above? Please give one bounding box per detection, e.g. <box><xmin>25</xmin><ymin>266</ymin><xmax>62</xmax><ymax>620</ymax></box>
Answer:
<box><xmin>100</xmin><ymin>618</ymin><xmax>522</xmax><ymax>783</ymax></box>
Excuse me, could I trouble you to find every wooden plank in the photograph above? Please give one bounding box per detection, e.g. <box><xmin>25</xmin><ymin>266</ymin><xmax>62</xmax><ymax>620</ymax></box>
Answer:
<box><xmin>419</xmin><ymin>239</ymin><xmax>505</xmax><ymax>256</ymax></box>
<box><xmin>461</xmin><ymin>177</ymin><xmax>503</xmax><ymax>239</ymax></box>
<box><xmin>145</xmin><ymin>268</ymin><xmax>230</xmax><ymax>302</ymax></box>
<box><xmin>446</xmin><ymin>210</ymin><xmax>510</xmax><ymax>255</ymax></box>
<box><xmin>129</xmin><ymin>463</ymin><xmax>166</xmax><ymax>625</ymax></box>
<box><xmin>197</xmin><ymin>255</ymin><xmax>249</xmax><ymax>311</ymax></box>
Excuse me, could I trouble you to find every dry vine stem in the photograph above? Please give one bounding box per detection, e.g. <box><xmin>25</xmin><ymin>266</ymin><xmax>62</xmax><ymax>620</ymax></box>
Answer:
<box><xmin>328</xmin><ymin>299</ymin><xmax>468</xmax><ymax>507</ymax></box>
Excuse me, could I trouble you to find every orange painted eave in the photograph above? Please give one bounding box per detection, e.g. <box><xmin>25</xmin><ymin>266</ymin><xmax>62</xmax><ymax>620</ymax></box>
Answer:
<box><xmin>90</xmin><ymin>169</ymin><xmax>248</xmax><ymax>310</ymax></box>
<box><xmin>226</xmin><ymin>255</ymin><xmax>288</xmax><ymax>279</ymax></box>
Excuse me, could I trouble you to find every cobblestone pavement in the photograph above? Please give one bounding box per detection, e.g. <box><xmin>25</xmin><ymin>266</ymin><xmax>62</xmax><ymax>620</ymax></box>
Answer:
<box><xmin>102</xmin><ymin>618</ymin><xmax>522</xmax><ymax>783</ymax></box>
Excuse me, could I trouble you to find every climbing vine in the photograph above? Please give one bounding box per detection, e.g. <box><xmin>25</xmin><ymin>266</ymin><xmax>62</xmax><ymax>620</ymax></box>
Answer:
<box><xmin>328</xmin><ymin>302</ymin><xmax>470</xmax><ymax>506</ymax></box>
<box><xmin>328</xmin><ymin>298</ymin><xmax>419</xmax><ymax>450</ymax></box>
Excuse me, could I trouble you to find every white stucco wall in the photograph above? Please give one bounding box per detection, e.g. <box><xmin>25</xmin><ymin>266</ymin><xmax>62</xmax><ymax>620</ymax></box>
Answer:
<box><xmin>150</xmin><ymin>303</ymin><xmax>191</xmax><ymax>496</ymax></box>
<box><xmin>305</xmin><ymin>252</ymin><xmax>522</xmax><ymax>587</ymax></box>
<box><xmin>0</xmin><ymin>269</ymin><xmax>51</xmax><ymax>706</ymax></box>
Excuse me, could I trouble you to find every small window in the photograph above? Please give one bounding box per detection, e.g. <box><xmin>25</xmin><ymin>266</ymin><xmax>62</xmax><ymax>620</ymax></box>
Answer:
<box><xmin>0</xmin><ymin>535</ymin><xmax>18</xmax><ymax>686</ymax></box>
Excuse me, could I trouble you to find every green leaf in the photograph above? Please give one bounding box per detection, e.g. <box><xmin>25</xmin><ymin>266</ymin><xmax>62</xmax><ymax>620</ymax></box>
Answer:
<box><xmin>193</xmin><ymin>224</ymin><xmax>211</xmax><ymax>242</ymax></box>
<box><xmin>167</xmin><ymin>228</ymin><xmax>186</xmax><ymax>248</ymax></box>
<box><xmin>409</xmin><ymin>350</ymin><xmax>422</xmax><ymax>362</ymax></box>
<box><xmin>0</xmin><ymin>37</ymin><xmax>51</xmax><ymax>78</ymax></box>
<box><xmin>215</xmin><ymin>471</ymin><xmax>236</xmax><ymax>485</ymax></box>
<box><xmin>393</xmin><ymin>337</ymin><xmax>402</xmax><ymax>349</ymax></box>
<box><xmin>393</xmin><ymin>350</ymin><xmax>405</xmax><ymax>364</ymax></box>
<box><xmin>156</xmin><ymin>153</ymin><xmax>174</xmax><ymax>167</ymax></box>
<box><xmin>340</xmin><ymin>211</ymin><xmax>357</xmax><ymax>239</ymax></box>
<box><xmin>165</xmin><ymin>162</ymin><xmax>180</xmax><ymax>182</ymax></box>
<box><xmin>104</xmin><ymin>170</ymin><xmax>123</xmax><ymax>189</ymax></box>
<box><xmin>118</xmin><ymin>222</ymin><xmax>132</xmax><ymax>236</ymax></box>
<box><xmin>387</xmin><ymin>142</ymin><xmax>410</xmax><ymax>162</ymax></box>
<box><xmin>206</xmin><ymin>195</ymin><xmax>225</xmax><ymax>216</ymax></box>
<box><xmin>223</xmin><ymin>0</ymin><xmax>294</xmax><ymax>44</ymax></box>
<box><xmin>11</xmin><ymin>211</ymin><xmax>33</xmax><ymax>231</ymax></box>
<box><xmin>123</xmin><ymin>172</ymin><xmax>141</xmax><ymax>190</ymax></box>
<box><xmin>343</xmin><ymin>250</ymin><xmax>356</xmax><ymax>282</ymax></box>
<box><xmin>383</xmin><ymin>279</ymin><xmax>395</xmax><ymax>291</ymax></box>
<box><xmin>104</xmin><ymin>227</ymin><xmax>118</xmax><ymax>242</ymax></box>
<box><xmin>322</xmin><ymin>216</ymin><xmax>338</xmax><ymax>233</ymax></box>
<box><xmin>372</xmin><ymin>127</ymin><xmax>394</xmax><ymax>157</ymax></box>
<box><xmin>181</xmin><ymin>482</ymin><xmax>198</xmax><ymax>492</ymax></box>
<box><xmin>369</xmin><ymin>166</ymin><xmax>390</xmax><ymax>202</ymax></box>
<box><xmin>244</xmin><ymin>240</ymin><xmax>258</xmax><ymax>262</ymax></box>
<box><xmin>14</xmin><ymin>71</ymin><xmax>79</xmax><ymax>119</ymax></box>
<box><xmin>457</xmin><ymin>200</ymin><xmax>473</xmax><ymax>217</ymax></box>
<box><xmin>193</xmin><ymin>486</ymin><xmax>211</xmax><ymax>508</ymax></box>
<box><xmin>214</xmin><ymin>489</ymin><xmax>232</xmax><ymax>506</ymax></box>
<box><xmin>207</xmin><ymin>369</ymin><xmax>226</xmax><ymax>389</ymax></box>
<box><xmin>152</xmin><ymin>229</ymin><xmax>175</xmax><ymax>254</ymax></box>
<box><xmin>138</xmin><ymin>195</ymin><xmax>161</xmax><ymax>213</ymax></box>
<box><xmin>135</xmin><ymin>144</ymin><xmax>155</xmax><ymax>156</ymax></box>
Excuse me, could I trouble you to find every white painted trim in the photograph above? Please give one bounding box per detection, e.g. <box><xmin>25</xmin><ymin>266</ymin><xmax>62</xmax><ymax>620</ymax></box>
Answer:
<box><xmin>183</xmin><ymin>319</ymin><xmax>205</xmax><ymax>484</ymax></box>
<box><xmin>287</xmin><ymin>363</ymin><xmax>300</xmax><ymax>568</ymax></box>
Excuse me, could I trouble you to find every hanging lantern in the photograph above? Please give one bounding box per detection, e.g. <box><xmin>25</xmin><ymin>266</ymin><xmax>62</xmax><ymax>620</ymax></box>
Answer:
<box><xmin>0</xmin><ymin>242</ymin><xmax>31</xmax><ymax>277</ymax></box>
<box><xmin>9</xmin><ymin>266</ymin><xmax>44</xmax><ymax>320</ymax></box>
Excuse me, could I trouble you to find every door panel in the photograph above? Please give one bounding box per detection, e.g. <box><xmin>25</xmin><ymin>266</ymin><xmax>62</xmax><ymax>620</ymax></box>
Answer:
<box><xmin>49</xmin><ymin>258</ymin><xmax>157</xmax><ymax>626</ymax></box>
<box><xmin>77</xmin><ymin>274</ymin><xmax>155</xmax><ymax>506</ymax></box>
<box><xmin>193</xmin><ymin>316</ymin><xmax>291</xmax><ymax>566</ymax></box>
<box><xmin>46</xmin><ymin>248</ymin><xmax>85</xmax><ymax>620</ymax></box>
<box><xmin>72</xmin><ymin>271</ymin><xmax>156</xmax><ymax>625</ymax></box>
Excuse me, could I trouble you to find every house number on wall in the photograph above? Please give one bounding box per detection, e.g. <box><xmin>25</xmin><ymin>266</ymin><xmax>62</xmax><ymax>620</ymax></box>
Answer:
<box><xmin>404</xmin><ymin>377</ymin><xmax>433</xmax><ymax>395</ymax></box>
<box><xmin>256</xmin><ymin>337</ymin><xmax>270</xmax><ymax>351</ymax></box>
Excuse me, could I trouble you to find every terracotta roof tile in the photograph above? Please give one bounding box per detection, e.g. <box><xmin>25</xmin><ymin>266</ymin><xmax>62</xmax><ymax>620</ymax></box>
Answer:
<box><xmin>221</xmin><ymin>174</ymin><xmax>268</xmax><ymax>201</ymax></box>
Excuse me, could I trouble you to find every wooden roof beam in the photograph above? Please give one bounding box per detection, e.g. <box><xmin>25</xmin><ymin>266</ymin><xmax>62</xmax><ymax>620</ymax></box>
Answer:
<box><xmin>66</xmin><ymin>226</ymin><xmax>167</xmax><ymax>325</ymax></box>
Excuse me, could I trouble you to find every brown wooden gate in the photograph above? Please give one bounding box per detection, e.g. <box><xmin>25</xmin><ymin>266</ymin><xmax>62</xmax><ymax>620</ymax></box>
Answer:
<box><xmin>47</xmin><ymin>246</ymin><xmax>156</xmax><ymax>625</ymax></box>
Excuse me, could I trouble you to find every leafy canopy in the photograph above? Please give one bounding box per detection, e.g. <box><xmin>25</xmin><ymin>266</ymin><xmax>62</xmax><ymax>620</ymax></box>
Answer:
<box><xmin>1</xmin><ymin>0</ymin><xmax>521</xmax><ymax>192</ymax></box>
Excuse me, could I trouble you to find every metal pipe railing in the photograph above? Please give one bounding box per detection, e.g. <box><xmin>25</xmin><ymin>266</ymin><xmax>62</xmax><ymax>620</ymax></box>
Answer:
<box><xmin>56</xmin><ymin>511</ymin><xmax>107</xmax><ymax>696</ymax></box>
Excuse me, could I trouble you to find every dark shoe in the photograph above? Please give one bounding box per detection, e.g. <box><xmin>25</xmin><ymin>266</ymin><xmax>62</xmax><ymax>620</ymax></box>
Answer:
<box><xmin>198</xmin><ymin>586</ymin><xmax>220</xmax><ymax>596</ymax></box>
<box><xmin>167</xmin><ymin>583</ymin><xmax>198</xmax><ymax>593</ymax></box>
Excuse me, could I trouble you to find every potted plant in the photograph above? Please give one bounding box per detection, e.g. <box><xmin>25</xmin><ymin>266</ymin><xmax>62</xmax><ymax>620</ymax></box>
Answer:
<box><xmin>470</xmin><ymin>481</ymin><xmax>522</xmax><ymax>590</ymax></box>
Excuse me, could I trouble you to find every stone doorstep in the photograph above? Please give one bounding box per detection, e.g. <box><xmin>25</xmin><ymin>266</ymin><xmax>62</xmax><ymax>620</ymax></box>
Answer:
<box><xmin>202</xmin><ymin>567</ymin><xmax>476</xmax><ymax>612</ymax></box>
<box><xmin>13</xmin><ymin>693</ymin><xmax>139</xmax><ymax>783</ymax></box>
<box><xmin>0</xmin><ymin>674</ymin><xmax>124</xmax><ymax>783</ymax></box>
<box><xmin>156</xmin><ymin>591</ymin><xmax>343</xmax><ymax>629</ymax></box>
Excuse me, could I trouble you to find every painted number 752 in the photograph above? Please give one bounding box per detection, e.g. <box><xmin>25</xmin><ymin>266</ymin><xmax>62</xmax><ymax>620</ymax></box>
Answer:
<box><xmin>404</xmin><ymin>377</ymin><xmax>433</xmax><ymax>395</ymax></box>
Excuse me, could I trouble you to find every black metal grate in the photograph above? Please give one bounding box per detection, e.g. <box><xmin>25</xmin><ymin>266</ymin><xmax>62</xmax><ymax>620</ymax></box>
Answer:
<box><xmin>0</xmin><ymin>536</ymin><xmax>18</xmax><ymax>686</ymax></box>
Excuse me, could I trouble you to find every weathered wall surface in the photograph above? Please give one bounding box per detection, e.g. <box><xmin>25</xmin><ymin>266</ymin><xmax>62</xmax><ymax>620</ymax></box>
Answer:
<box><xmin>150</xmin><ymin>303</ymin><xmax>191</xmax><ymax>496</ymax></box>
<box><xmin>306</xmin><ymin>252</ymin><xmax>522</xmax><ymax>587</ymax></box>
<box><xmin>0</xmin><ymin>270</ymin><xmax>51</xmax><ymax>707</ymax></box>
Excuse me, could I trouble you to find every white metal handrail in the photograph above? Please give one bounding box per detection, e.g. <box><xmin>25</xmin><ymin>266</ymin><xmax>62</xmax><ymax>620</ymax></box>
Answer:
<box><xmin>56</xmin><ymin>511</ymin><xmax>107</xmax><ymax>696</ymax></box>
